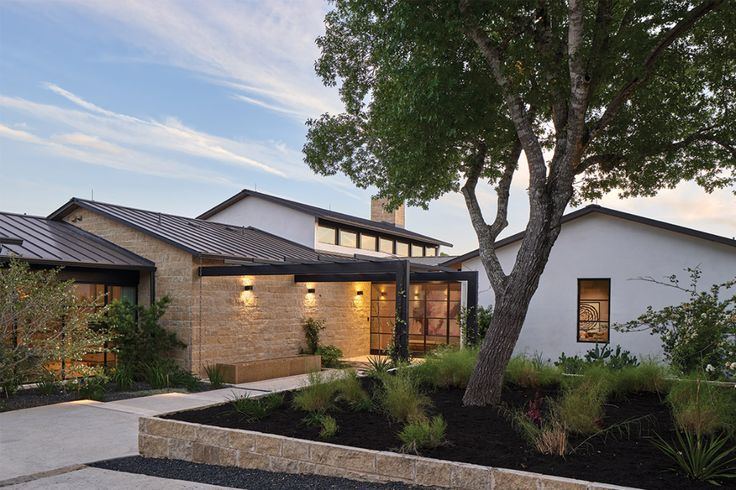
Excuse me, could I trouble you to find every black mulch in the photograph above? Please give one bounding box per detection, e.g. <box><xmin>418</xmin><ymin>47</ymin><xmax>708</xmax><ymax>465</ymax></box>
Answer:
<box><xmin>90</xmin><ymin>456</ymin><xmax>436</xmax><ymax>489</ymax></box>
<box><xmin>163</xmin><ymin>382</ymin><xmax>726</xmax><ymax>490</ymax></box>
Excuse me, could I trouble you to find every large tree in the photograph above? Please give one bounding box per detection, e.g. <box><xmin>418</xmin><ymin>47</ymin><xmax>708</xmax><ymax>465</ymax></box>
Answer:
<box><xmin>304</xmin><ymin>0</ymin><xmax>736</xmax><ymax>405</ymax></box>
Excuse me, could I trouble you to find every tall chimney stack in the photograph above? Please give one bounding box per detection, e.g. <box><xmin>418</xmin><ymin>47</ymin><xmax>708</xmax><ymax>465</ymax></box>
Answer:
<box><xmin>371</xmin><ymin>197</ymin><xmax>405</xmax><ymax>228</ymax></box>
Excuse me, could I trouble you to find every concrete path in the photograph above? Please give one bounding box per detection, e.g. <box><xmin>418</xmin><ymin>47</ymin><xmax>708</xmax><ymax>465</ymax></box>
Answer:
<box><xmin>0</xmin><ymin>373</ymin><xmax>314</xmax><ymax>484</ymax></box>
<box><xmin>5</xmin><ymin>466</ymin><xmax>230</xmax><ymax>489</ymax></box>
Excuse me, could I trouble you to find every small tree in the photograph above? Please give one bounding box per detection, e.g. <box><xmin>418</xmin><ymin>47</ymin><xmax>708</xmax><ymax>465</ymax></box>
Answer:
<box><xmin>615</xmin><ymin>268</ymin><xmax>735</xmax><ymax>377</ymax></box>
<box><xmin>100</xmin><ymin>296</ymin><xmax>185</xmax><ymax>378</ymax></box>
<box><xmin>0</xmin><ymin>259</ymin><xmax>108</xmax><ymax>396</ymax></box>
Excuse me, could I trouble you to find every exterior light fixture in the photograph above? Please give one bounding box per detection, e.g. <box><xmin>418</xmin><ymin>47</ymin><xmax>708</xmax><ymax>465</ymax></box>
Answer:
<box><xmin>356</xmin><ymin>290</ymin><xmax>364</xmax><ymax>296</ymax></box>
<box><xmin>243</xmin><ymin>285</ymin><xmax>253</xmax><ymax>291</ymax></box>
<box><xmin>380</xmin><ymin>290</ymin><xmax>386</xmax><ymax>298</ymax></box>
<box><xmin>307</xmin><ymin>287</ymin><xmax>316</xmax><ymax>294</ymax></box>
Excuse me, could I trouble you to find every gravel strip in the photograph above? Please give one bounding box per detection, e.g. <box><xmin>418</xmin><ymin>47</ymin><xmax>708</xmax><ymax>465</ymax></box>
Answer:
<box><xmin>90</xmin><ymin>456</ymin><xmax>435</xmax><ymax>489</ymax></box>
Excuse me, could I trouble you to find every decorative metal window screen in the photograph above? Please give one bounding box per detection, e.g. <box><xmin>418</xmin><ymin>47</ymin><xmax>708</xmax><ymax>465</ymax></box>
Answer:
<box><xmin>577</xmin><ymin>279</ymin><xmax>610</xmax><ymax>343</ymax></box>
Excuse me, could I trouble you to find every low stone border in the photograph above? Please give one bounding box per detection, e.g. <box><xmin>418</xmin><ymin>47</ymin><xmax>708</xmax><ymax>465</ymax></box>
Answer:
<box><xmin>139</xmin><ymin>416</ymin><xmax>638</xmax><ymax>490</ymax></box>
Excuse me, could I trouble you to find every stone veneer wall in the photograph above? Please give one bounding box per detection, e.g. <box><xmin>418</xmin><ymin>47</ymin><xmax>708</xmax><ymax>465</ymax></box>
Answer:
<box><xmin>64</xmin><ymin>208</ymin><xmax>372</xmax><ymax>376</ymax></box>
<box><xmin>62</xmin><ymin>208</ymin><xmax>194</xmax><ymax>369</ymax></box>
<box><xmin>139</xmin><ymin>416</ymin><xmax>632</xmax><ymax>490</ymax></box>
<box><xmin>191</xmin><ymin>271</ymin><xmax>370</xmax><ymax>375</ymax></box>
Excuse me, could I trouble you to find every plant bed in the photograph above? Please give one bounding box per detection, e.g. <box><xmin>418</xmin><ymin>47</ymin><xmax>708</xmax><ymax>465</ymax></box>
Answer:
<box><xmin>0</xmin><ymin>379</ymin><xmax>218</xmax><ymax>412</ymax></box>
<box><xmin>160</xmin><ymin>379</ymin><xmax>717</xmax><ymax>489</ymax></box>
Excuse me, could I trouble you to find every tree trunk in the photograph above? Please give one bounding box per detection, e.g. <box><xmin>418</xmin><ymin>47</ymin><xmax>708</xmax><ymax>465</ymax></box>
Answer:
<box><xmin>462</xmin><ymin>273</ymin><xmax>542</xmax><ymax>405</ymax></box>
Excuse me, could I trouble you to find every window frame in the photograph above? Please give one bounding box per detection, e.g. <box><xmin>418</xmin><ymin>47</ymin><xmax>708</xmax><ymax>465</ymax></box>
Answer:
<box><xmin>359</xmin><ymin>233</ymin><xmax>377</xmax><ymax>251</ymax></box>
<box><xmin>316</xmin><ymin>224</ymin><xmax>337</xmax><ymax>245</ymax></box>
<box><xmin>576</xmin><ymin>278</ymin><xmax>611</xmax><ymax>343</ymax></box>
<box><xmin>395</xmin><ymin>241</ymin><xmax>410</xmax><ymax>257</ymax></box>
<box><xmin>338</xmin><ymin>229</ymin><xmax>358</xmax><ymax>248</ymax></box>
<box><xmin>410</xmin><ymin>243</ymin><xmax>424</xmax><ymax>257</ymax></box>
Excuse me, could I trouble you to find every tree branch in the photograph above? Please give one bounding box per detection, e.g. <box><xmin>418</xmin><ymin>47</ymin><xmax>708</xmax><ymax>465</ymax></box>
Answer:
<box><xmin>589</xmin><ymin>0</ymin><xmax>724</xmax><ymax>140</ymax></box>
<box><xmin>459</xmin><ymin>0</ymin><xmax>547</xmax><ymax>194</ymax></box>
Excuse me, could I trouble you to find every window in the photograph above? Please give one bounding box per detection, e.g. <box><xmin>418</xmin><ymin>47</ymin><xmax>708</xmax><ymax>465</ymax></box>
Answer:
<box><xmin>395</xmin><ymin>241</ymin><xmax>409</xmax><ymax>257</ymax></box>
<box><xmin>577</xmin><ymin>279</ymin><xmax>610</xmax><ymax>343</ymax></box>
<box><xmin>317</xmin><ymin>224</ymin><xmax>336</xmax><ymax>245</ymax></box>
<box><xmin>411</xmin><ymin>244</ymin><xmax>424</xmax><ymax>257</ymax></box>
<box><xmin>425</xmin><ymin>247</ymin><xmax>437</xmax><ymax>257</ymax></box>
<box><xmin>379</xmin><ymin>237</ymin><xmax>394</xmax><ymax>254</ymax></box>
<box><xmin>339</xmin><ymin>229</ymin><xmax>358</xmax><ymax>248</ymax></box>
<box><xmin>360</xmin><ymin>233</ymin><xmax>377</xmax><ymax>251</ymax></box>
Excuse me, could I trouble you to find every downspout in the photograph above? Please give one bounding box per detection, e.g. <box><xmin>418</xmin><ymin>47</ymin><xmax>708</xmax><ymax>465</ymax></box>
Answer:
<box><xmin>149</xmin><ymin>269</ymin><xmax>156</xmax><ymax>305</ymax></box>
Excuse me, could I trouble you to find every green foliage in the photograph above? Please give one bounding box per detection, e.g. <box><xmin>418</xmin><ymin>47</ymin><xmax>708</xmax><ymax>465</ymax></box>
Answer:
<box><xmin>204</xmin><ymin>364</ymin><xmax>226</xmax><ymax>388</ymax></box>
<box><xmin>379</xmin><ymin>371</ymin><xmax>431</xmax><ymax>423</ymax></box>
<box><xmin>504</xmin><ymin>355</ymin><xmax>562</xmax><ymax>389</ymax></box>
<box><xmin>459</xmin><ymin>306</ymin><xmax>492</xmax><ymax>347</ymax></box>
<box><xmin>554</xmin><ymin>353</ymin><xmax>587</xmax><ymax>374</ymax></box>
<box><xmin>109</xmin><ymin>365</ymin><xmax>134</xmax><ymax>391</ymax></box>
<box><xmin>76</xmin><ymin>374</ymin><xmax>108</xmax><ymax>401</ymax></box>
<box><xmin>142</xmin><ymin>360</ymin><xmax>199</xmax><ymax>391</ymax></box>
<box><xmin>615</xmin><ymin>269</ymin><xmax>736</xmax><ymax>378</ymax></box>
<box><xmin>292</xmin><ymin>372</ymin><xmax>338</xmax><ymax>414</ymax></box>
<box><xmin>364</xmin><ymin>356</ymin><xmax>393</xmax><ymax>378</ymax></box>
<box><xmin>501</xmin><ymin>403</ymin><xmax>568</xmax><ymax>457</ymax></box>
<box><xmin>231</xmin><ymin>392</ymin><xmax>285</xmax><ymax>422</ymax></box>
<box><xmin>584</xmin><ymin>344</ymin><xmax>639</xmax><ymax>370</ymax></box>
<box><xmin>333</xmin><ymin>369</ymin><xmax>371</xmax><ymax>411</ymax></box>
<box><xmin>36</xmin><ymin>370</ymin><xmax>63</xmax><ymax>395</ymax></box>
<box><xmin>318</xmin><ymin>414</ymin><xmax>338</xmax><ymax>439</ymax></box>
<box><xmin>414</xmin><ymin>346</ymin><xmax>477</xmax><ymax>389</ymax></box>
<box><xmin>302</xmin><ymin>317</ymin><xmax>325</xmax><ymax>355</ymax></box>
<box><xmin>653</xmin><ymin>431</ymin><xmax>736</xmax><ymax>485</ymax></box>
<box><xmin>608</xmin><ymin>362</ymin><xmax>670</xmax><ymax>397</ymax></box>
<box><xmin>399</xmin><ymin>415</ymin><xmax>447</xmax><ymax>453</ymax></box>
<box><xmin>667</xmin><ymin>377</ymin><xmax>736</xmax><ymax>436</ymax></box>
<box><xmin>316</xmin><ymin>345</ymin><xmax>343</xmax><ymax>368</ymax></box>
<box><xmin>100</xmin><ymin>297</ymin><xmax>185</xmax><ymax>379</ymax></box>
<box><xmin>557</xmin><ymin>371</ymin><xmax>609</xmax><ymax>435</ymax></box>
<box><xmin>1</xmin><ymin>259</ymin><xmax>109</xmax><ymax>394</ymax></box>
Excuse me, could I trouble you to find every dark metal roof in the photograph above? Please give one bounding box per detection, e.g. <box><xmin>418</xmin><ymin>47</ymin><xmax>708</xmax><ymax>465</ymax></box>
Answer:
<box><xmin>441</xmin><ymin>204</ymin><xmax>736</xmax><ymax>267</ymax></box>
<box><xmin>196</xmin><ymin>189</ymin><xmax>452</xmax><ymax>247</ymax></box>
<box><xmin>48</xmin><ymin>198</ymin><xmax>335</xmax><ymax>263</ymax></box>
<box><xmin>0</xmin><ymin>211</ymin><xmax>155</xmax><ymax>270</ymax></box>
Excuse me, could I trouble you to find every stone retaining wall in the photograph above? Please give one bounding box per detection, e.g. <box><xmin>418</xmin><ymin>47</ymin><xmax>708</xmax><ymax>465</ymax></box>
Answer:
<box><xmin>138</xmin><ymin>416</ymin><xmax>636</xmax><ymax>490</ymax></box>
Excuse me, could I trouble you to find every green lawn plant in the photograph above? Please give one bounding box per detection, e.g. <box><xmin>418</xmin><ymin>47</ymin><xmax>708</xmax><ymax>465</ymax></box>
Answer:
<box><xmin>653</xmin><ymin>430</ymin><xmax>736</xmax><ymax>485</ymax></box>
<box><xmin>230</xmin><ymin>392</ymin><xmax>285</xmax><ymax>422</ymax></box>
<box><xmin>504</xmin><ymin>355</ymin><xmax>561</xmax><ymax>389</ymax></box>
<box><xmin>557</xmin><ymin>368</ymin><xmax>610</xmax><ymax>435</ymax></box>
<box><xmin>667</xmin><ymin>376</ymin><xmax>736</xmax><ymax>436</ymax></box>
<box><xmin>292</xmin><ymin>372</ymin><xmax>339</xmax><ymax>414</ymax></box>
<box><xmin>364</xmin><ymin>356</ymin><xmax>393</xmax><ymax>378</ymax></box>
<box><xmin>333</xmin><ymin>369</ymin><xmax>371</xmax><ymax>411</ymax></box>
<box><xmin>399</xmin><ymin>415</ymin><xmax>447</xmax><ymax>453</ymax></box>
<box><xmin>204</xmin><ymin>364</ymin><xmax>226</xmax><ymax>388</ymax></box>
<box><xmin>414</xmin><ymin>346</ymin><xmax>477</xmax><ymax>389</ymax></box>
<box><xmin>379</xmin><ymin>371</ymin><xmax>431</xmax><ymax>423</ymax></box>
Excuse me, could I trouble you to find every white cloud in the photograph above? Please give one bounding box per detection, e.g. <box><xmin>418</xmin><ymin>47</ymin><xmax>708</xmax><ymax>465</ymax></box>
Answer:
<box><xmin>54</xmin><ymin>0</ymin><xmax>341</xmax><ymax>120</ymax></box>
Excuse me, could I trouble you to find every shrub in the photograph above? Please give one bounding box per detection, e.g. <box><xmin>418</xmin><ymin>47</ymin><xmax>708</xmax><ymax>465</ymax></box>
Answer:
<box><xmin>109</xmin><ymin>365</ymin><xmax>134</xmax><ymax>391</ymax></box>
<box><xmin>608</xmin><ymin>361</ymin><xmax>670</xmax><ymax>397</ymax></box>
<box><xmin>318</xmin><ymin>414</ymin><xmax>338</xmax><ymax>438</ymax></box>
<box><xmin>555</xmin><ymin>353</ymin><xmax>587</xmax><ymax>374</ymax></box>
<box><xmin>379</xmin><ymin>371</ymin><xmax>431</xmax><ymax>423</ymax></box>
<box><xmin>557</xmin><ymin>370</ymin><xmax>609</xmax><ymax>434</ymax></box>
<box><xmin>204</xmin><ymin>364</ymin><xmax>226</xmax><ymax>388</ymax></box>
<box><xmin>415</xmin><ymin>346</ymin><xmax>477</xmax><ymax>389</ymax></box>
<box><xmin>399</xmin><ymin>415</ymin><xmax>447</xmax><ymax>453</ymax></box>
<box><xmin>76</xmin><ymin>374</ymin><xmax>108</xmax><ymax>401</ymax></box>
<box><xmin>302</xmin><ymin>317</ymin><xmax>325</xmax><ymax>354</ymax></box>
<box><xmin>334</xmin><ymin>369</ymin><xmax>371</xmax><ymax>411</ymax></box>
<box><xmin>614</xmin><ymin>268</ymin><xmax>735</xmax><ymax>378</ymax></box>
<box><xmin>231</xmin><ymin>392</ymin><xmax>285</xmax><ymax>421</ymax></box>
<box><xmin>459</xmin><ymin>305</ymin><xmax>492</xmax><ymax>347</ymax></box>
<box><xmin>667</xmin><ymin>376</ymin><xmax>736</xmax><ymax>436</ymax></box>
<box><xmin>316</xmin><ymin>345</ymin><xmax>343</xmax><ymax>368</ymax></box>
<box><xmin>364</xmin><ymin>356</ymin><xmax>393</xmax><ymax>378</ymax></box>
<box><xmin>292</xmin><ymin>372</ymin><xmax>338</xmax><ymax>414</ymax></box>
<box><xmin>100</xmin><ymin>297</ymin><xmax>185</xmax><ymax>379</ymax></box>
<box><xmin>504</xmin><ymin>405</ymin><xmax>568</xmax><ymax>456</ymax></box>
<box><xmin>0</xmin><ymin>259</ymin><xmax>109</xmax><ymax>393</ymax></box>
<box><xmin>505</xmin><ymin>355</ymin><xmax>562</xmax><ymax>389</ymax></box>
<box><xmin>143</xmin><ymin>359</ymin><xmax>199</xmax><ymax>391</ymax></box>
<box><xmin>653</xmin><ymin>430</ymin><xmax>736</xmax><ymax>485</ymax></box>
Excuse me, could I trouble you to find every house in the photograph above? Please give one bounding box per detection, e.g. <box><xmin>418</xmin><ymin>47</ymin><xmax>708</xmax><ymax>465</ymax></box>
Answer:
<box><xmin>441</xmin><ymin>205</ymin><xmax>736</xmax><ymax>360</ymax></box>
<box><xmin>198</xmin><ymin>189</ymin><xmax>451</xmax><ymax>258</ymax></box>
<box><xmin>36</xmin><ymin>193</ymin><xmax>476</xmax><ymax>375</ymax></box>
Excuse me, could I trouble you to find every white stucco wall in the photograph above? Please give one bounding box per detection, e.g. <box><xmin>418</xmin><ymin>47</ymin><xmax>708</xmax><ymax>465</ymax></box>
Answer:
<box><xmin>203</xmin><ymin>196</ymin><xmax>316</xmax><ymax>247</ymax></box>
<box><xmin>460</xmin><ymin>213</ymin><xmax>736</xmax><ymax>361</ymax></box>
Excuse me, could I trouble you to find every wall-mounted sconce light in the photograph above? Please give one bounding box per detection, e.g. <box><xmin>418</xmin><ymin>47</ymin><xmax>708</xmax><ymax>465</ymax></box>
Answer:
<box><xmin>380</xmin><ymin>290</ymin><xmax>386</xmax><ymax>298</ymax></box>
<box><xmin>356</xmin><ymin>290</ymin><xmax>364</xmax><ymax>296</ymax></box>
<box><xmin>243</xmin><ymin>285</ymin><xmax>254</xmax><ymax>291</ymax></box>
<box><xmin>307</xmin><ymin>287</ymin><xmax>316</xmax><ymax>294</ymax></box>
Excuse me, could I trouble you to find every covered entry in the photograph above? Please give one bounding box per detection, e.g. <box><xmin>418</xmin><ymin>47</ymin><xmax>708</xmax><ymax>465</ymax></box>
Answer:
<box><xmin>199</xmin><ymin>258</ymin><xmax>478</xmax><ymax>361</ymax></box>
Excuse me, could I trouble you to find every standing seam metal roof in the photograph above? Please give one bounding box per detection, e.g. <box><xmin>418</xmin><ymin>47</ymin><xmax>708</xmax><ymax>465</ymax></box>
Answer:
<box><xmin>48</xmin><ymin>198</ymin><xmax>331</xmax><ymax>263</ymax></box>
<box><xmin>0</xmin><ymin>212</ymin><xmax>155</xmax><ymax>270</ymax></box>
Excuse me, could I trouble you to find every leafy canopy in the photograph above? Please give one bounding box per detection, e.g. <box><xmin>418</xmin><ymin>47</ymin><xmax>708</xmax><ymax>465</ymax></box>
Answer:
<box><xmin>304</xmin><ymin>1</ymin><xmax>735</xmax><ymax>208</ymax></box>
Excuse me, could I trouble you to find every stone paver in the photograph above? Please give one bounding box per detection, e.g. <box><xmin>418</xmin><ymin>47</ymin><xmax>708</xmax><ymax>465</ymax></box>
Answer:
<box><xmin>0</xmin><ymin>374</ymin><xmax>312</xmax><ymax>483</ymax></box>
<box><xmin>6</xmin><ymin>466</ymin><xmax>230</xmax><ymax>489</ymax></box>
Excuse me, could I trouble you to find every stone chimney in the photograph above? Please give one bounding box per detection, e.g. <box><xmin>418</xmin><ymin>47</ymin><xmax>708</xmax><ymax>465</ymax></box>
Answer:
<box><xmin>371</xmin><ymin>197</ymin><xmax>405</xmax><ymax>228</ymax></box>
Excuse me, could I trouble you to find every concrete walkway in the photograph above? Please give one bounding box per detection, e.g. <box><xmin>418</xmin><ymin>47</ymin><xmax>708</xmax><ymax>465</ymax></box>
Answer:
<box><xmin>0</xmin><ymin>373</ymin><xmax>314</xmax><ymax>486</ymax></box>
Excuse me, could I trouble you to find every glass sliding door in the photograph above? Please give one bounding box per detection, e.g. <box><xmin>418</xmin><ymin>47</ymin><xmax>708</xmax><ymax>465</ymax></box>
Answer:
<box><xmin>370</xmin><ymin>282</ymin><xmax>461</xmax><ymax>355</ymax></box>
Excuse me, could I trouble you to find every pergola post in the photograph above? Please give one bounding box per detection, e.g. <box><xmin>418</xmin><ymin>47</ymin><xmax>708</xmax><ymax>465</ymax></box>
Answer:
<box><xmin>394</xmin><ymin>260</ymin><xmax>410</xmax><ymax>362</ymax></box>
<box><xmin>465</xmin><ymin>271</ymin><xmax>479</xmax><ymax>345</ymax></box>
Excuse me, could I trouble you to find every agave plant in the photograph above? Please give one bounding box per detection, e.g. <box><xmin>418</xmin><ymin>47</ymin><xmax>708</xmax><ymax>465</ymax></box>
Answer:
<box><xmin>653</xmin><ymin>430</ymin><xmax>736</xmax><ymax>485</ymax></box>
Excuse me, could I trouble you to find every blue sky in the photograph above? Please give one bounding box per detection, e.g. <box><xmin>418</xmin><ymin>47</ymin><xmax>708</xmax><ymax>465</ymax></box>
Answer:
<box><xmin>1</xmin><ymin>1</ymin><xmax>734</xmax><ymax>254</ymax></box>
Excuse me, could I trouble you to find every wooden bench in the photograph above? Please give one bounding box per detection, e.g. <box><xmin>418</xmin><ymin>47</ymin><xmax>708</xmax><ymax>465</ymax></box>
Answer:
<box><xmin>216</xmin><ymin>355</ymin><xmax>322</xmax><ymax>384</ymax></box>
